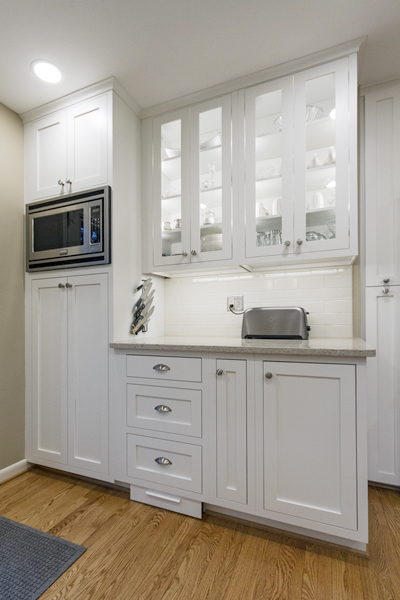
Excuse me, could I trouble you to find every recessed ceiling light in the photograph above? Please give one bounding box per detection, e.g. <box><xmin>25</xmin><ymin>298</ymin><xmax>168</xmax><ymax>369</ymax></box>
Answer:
<box><xmin>31</xmin><ymin>60</ymin><xmax>62</xmax><ymax>83</ymax></box>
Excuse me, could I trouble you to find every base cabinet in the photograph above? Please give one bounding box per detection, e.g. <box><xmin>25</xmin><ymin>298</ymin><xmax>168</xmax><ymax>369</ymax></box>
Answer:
<box><xmin>28</xmin><ymin>272</ymin><xmax>109</xmax><ymax>476</ymax></box>
<box><xmin>258</xmin><ymin>361</ymin><xmax>357</xmax><ymax>530</ymax></box>
<box><xmin>112</xmin><ymin>349</ymin><xmax>368</xmax><ymax>547</ymax></box>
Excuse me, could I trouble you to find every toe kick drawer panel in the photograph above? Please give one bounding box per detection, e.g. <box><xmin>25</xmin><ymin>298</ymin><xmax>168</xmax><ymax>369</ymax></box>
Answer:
<box><xmin>127</xmin><ymin>384</ymin><xmax>202</xmax><ymax>438</ymax></box>
<box><xmin>127</xmin><ymin>434</ymin><xmax>202</xmax><ymax>493</ymax></box>
<box><xmin>126</xmin><ymin>355</ymin><xmax>202</xmax><ymax>383</ymax></box>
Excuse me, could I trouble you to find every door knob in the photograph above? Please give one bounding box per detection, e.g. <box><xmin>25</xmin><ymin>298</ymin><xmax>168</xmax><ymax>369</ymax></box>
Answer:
<box><xmin>382</xmin><ymin>288</ymin><xmax>390</xmax><ymax>295</ymax></box>
<box><xmin>65</xmin><ymin>282</ymin><xmax>72</xmax><ymax>288</ymax></box>
<box><xmin>58</xmin><ymin>283</ymin><xmax>65</xmax><ymax>288</ymax></box>
<box><xmin>296</xmin><ymin>239</ymin><xmax>303</xmax><ymax>245</ymax></box>
<box><xmin>284</xmin><ymin>240</ymin><xmax>291</xmax><ymax>247</ymax></box>
<box><xmin>216</xmin><ymin>369</ymin><xmax>223</xmax><ymax>376</ymax></box>
<box><xmin>191</xmin><ymin>250</ymin><xmax>197</xmax><ymax>256</ymax></box>
<box><xmin>58</xmin><ymin>180</ymin><xmax>65</xmax><ymax>186</ymax></box>
<box><xmin>181</xmin><ymin>251</ymin><xmax>188</xmax><ymax>257</ymax></box>
<box><xmin>65</xmin><ymin>178</ymin><xmax>72</xmax><ymax>185</ymax></box>
<box><xmin>265</xmin><ymin>372</ymin><xmax>273</xmax><ymax>379</ymax></box>
<box><xmin>383</xmin><ymin>278</ymin><xmax>390</xmax><ymax>284</ymax></box>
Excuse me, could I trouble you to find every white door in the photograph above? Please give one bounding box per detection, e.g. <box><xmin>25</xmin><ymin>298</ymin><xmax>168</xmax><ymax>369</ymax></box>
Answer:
<box><xmin>366</xmin><ymin>286</ymin><xmax>400</xmax><ymax>485</ymax></box>
<box><xmin>293</xmin><ymin>58</ymin><xmax>351</xmax><ymax>254</ymax></box>
<box><xmin>67</xmin><ymin>273</ymin><xmax>109</xmax><ymax>474</ymax></box>
<box><xmin>29</xmin><ymin>110</ymin><xmax>67</xmax><ymax>200</ymax></box>
<box><xmin>66</xmin><ymin>95</ymin><xmax>109</xmax><ymax>193</ymax></box>
<box><xmin>31</xmin><ymin>277</ymin><xmax>68</xmax><ymax>464</ymax></box>
<box><xmin>153</xmin><ymin>109</ymin><xmax>191</xmax><ymax>267</ymax></box>
<box><xmin>214</xmin><ymin>359</ymin><xmax>248</xmax><ymax>506</ymax></box>
<box><xmin>365</xmin><ymin>82</ymin><xmax>400</xmax><ymax>287</ymax></box>
<box><xmin>190</xmin><ymin>95</ymin><xmax>233</xmax><ymax>262</ymax></box>
<box><xmin>259</xmin><ymin>361</ymin><xmax>357</xmax><ymax>530</ymax></box>
<box><xmin>244</xmin><ymin>77</ymin><xmax>294</xmax><ymax>258</ymax></box>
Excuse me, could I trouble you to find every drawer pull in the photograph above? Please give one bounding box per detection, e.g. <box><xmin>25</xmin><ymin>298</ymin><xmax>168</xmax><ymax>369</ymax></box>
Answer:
<box><xmin>155</xmin><ymin>404</ymin><xmax>172</xmax><ymax>413</ymax></box>
<box><xmin>153</xmin><ymin>364</ymin><xmax>171</xmax><ymax>372</ymax></box>
<box><xmin>155</xmin><ymin>457</ymin><xmax>172</xmax><ymax>466</ymax></box>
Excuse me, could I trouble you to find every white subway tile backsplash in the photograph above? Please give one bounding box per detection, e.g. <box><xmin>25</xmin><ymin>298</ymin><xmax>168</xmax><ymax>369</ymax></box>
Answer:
<box><xmin>164</xmin><ymin>266</ymin><xmax>353</xmax><ymax>339</ymax></box>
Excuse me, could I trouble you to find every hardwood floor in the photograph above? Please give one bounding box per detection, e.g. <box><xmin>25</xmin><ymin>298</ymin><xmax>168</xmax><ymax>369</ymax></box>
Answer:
<box><xmin>1</xmin><ymin>467</ymin><xmax>400</xmax><ymax>599</ymax></box>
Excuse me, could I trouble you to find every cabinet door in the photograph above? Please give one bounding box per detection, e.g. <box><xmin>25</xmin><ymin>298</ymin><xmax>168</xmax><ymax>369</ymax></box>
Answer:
<box><xmin>214</xmin><ymin>359</ymin><xmax>247</xmax><ymax>506</ymax></box>
<box><xmin>190</xmin><ymin>95</ymin><xmax>233</xmax><ymax>262</ymax></box>
<box><xmin>30</xmin><ymin>277</ymin><xmax>68</xmax><ymax>464</ymax></box>
<box><xmin>153</xmin><ymin>109</ymin><xmax>191</xmax><ymax>267</ymax></box>
<box><xmin>366</xmin><ymin>286</ymin><xmax>400</xmax><ymax>485</ymax></box>
<box><xmin>29</xmin><ymin>111</ymin><xmax>67</xmax><ymax>200</ymax></box>
<box><xmin>365</xmin><ymin>83</ymin><xmax>400</xmax><ymax>287</ymax></box>
<box><xmin>244</xmin><ymin>77</ymin><xmax>294</xmax><ymax>258</ymax></box>
<box><xmin>293</xmin><ymin>58</ymin><xmax>351</xmax><ymax>254</ymax></box>
<box><xmin>66</xmin><ymin>95</ymin><xmax>109</xmax><ymax>193</ymax></box>
<box><xmin>259</xmin><ymin>361</ymin><xmax>357</xmax><ymax>530</ymax></box>
<box><xmin>67</xmin><ymin>273</ymin><xmax>109</xmax><ymax>474</ymax></box>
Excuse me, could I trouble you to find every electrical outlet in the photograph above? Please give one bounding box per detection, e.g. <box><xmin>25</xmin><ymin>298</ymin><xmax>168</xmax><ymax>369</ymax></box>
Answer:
<box><xmin>227</xmin><ymin>295</ymin><xmax>244</xmax><ymax>312</ymax></box>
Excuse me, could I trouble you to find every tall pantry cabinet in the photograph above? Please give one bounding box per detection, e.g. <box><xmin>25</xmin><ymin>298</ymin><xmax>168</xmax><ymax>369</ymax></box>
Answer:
<box><xmin>363</xmin><ymin>81</ymin><xmax>400</xmax><ymax>486</ymax></box>
<box><xmin>23</xmin><ymin>79</ymin><xmax>143</xmax><ymax>482</ymax></box>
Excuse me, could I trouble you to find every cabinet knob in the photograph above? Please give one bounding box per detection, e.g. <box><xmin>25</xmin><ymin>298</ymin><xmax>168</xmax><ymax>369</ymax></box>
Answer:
<box><xmin>181</xmin><ymin>251</ymin><xmax>188</xmax><ymax>257</ymax></box>
<box><xmin>153</xmin><ymin>363</ymin><xmax>171</xmax><ymax>372</ymax></box>
<box><xmin>382</xmin><ymin>288</ymin><xmax>390</xmax><ymax>295</ymax></box>
<box><xmin>65</xmin><ymin>282</ymin><xmax>72</xmax><ymax>288</ymax></box>
<box><xmin>58</xmin><ymin>180</ymin><xmax>65</xmax><ymax>186</ymax></box>
<box><xmin>383</xmin><ymin>278</ymin><xmax>390</xmax><ymax>284</ymax></box>
<box><xmin>58</xmin><ymin>283</ymin><xmax>65</xmax><ymax>288</ymax></box>
<box><xmin>155</xmin><ymin>457</ymin><xmax>172</xmax><ymax>466</ymax></box>
<box><xmin>265</xmin><ymin>372</ymin><xmax>273</xmax><ymax>379</ymax></box>
<box><xmin>284</xmin><ymin>240</ymin><xmax>291</xmax><ymax>247</ymax></box>
<box><xmin>191</xmin><ymin>250</ymin><xmax>197</xmax><ymax>256</ymax></box>
<box><xmin>155</xmin><ymin>404</ymin><xmax>172</xmax><ymax>413</ymax></box>
<box><xmin>216</xmin><ymin>369</ymin><xmax>223</xmax><ymax>376</ymax></box>
<box><xmin>296</xmin><ymin>239</ymin><xmax>303</xmax><ymax>246</ymax></box>
<box><xmin>65</xmin><ymin>178</ymin><xmax>72</xmax><ymax>185</ymax></box>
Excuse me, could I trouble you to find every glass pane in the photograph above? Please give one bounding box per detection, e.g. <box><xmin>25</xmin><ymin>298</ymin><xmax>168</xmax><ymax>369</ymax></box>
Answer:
<box><xmin>199</xmin><ymin>107</ymin><xmax>222</xmax><ymax>254</ymax></box>
<box><xmin>305</xmin><ymin>73</ymin><xmax>337</xmax><ymax>242</ymax></box>
<box><xmin>254</xmin><ymin>90</ymin><xmax>283</xmax><ymax>248</ymax></box>
<box><xmin>33</xmin><ymin>209</ymin><xmax>84</xmax><ymax>251</ymax></box>
<box><xmin>161</xmin><ymin>119</ymin><xmax>182</xmax><ymax>257</ymax></box>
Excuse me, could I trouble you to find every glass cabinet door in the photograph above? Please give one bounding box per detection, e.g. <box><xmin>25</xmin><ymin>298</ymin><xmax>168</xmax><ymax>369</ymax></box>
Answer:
<box><xmin>293</xmin><ymin>58</ymin><xmax>350</xmax><ymax>254</ymax></box>
<box><xmin>244</xmin><ymin>78</ymin><xmax>294</xmax><ymax>258</ymax></box>
<box><xmin>190</xmin><ymin>95</ymin><xmax>233</xmax><ymax>262</ymax></box>
<box><xmin>153</xmin><ymin>109</ymin><xmax>191</xmax><ymax>266</ymax></box>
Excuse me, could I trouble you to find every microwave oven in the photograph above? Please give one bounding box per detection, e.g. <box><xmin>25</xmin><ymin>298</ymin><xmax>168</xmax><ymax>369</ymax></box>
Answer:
<box><xmin>26</xmin><ymin>186</ymin><xmax>111</xmax><ymax>272</ymax></box>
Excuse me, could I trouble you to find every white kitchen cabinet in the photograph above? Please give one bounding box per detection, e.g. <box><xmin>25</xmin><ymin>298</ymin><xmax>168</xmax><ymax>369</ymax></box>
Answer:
<box><xmin>213</xmin><ymin>359</ymin><xmax>248</xmax><ymax>507</ymax></box>
<box><xmin>144</xmin><ymin>94</ymin><xmax>235</xmax><ymax>272</ymax></box>
<box><xmin>364</xmin><ymin>82</ymin><xmax>400</xmax><ymax>287</ymax></box>
<box><xmin>243</xmin><ymin>57</ymin><xmax>357</xmax><ymax>264</ymax></box>
<box><xmin>365</xmin><ymin>287</ymin><xmax>400</xmax><ymax>486</ymax></box>
<box><xmin>28</xmin><ymin>272</ymin><xmax>109</xmax><ymax>476</ymax></box>
<box><xmin>27</xmin><ymin>94</ymin><xmax>109</xmax><ymax>200</ymax></box>
<box><xmin>257</xmin><ymin>361</ymin><xmax>357</xmax><ymax>530</ymax></box>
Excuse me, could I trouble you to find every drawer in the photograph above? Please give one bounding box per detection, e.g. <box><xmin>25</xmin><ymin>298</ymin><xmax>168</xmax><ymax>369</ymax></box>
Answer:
<box><xmin>130</xmin><ymin>484</ymin><xmax>202</xmax><ymax>519</ymax></box>
<box><xmin>127</xmin><ymin>434</ymin><xmax>202</xmax><ymax>493</ymax></box>
<box><xmin>127</xmin><ymin>384</ymin><xmax>202</xmax><ymax>437</ymax></box>
<box><xmin>126</xmin><ymin>355</ymin><xmax>202</xmax><ymax>383</ymax></box>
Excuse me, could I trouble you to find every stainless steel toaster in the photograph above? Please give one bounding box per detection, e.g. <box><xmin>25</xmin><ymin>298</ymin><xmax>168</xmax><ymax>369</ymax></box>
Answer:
<box><xmin>241</xmin><ymin>306</ymin><xmax>310</xmax><ymax>339</ymax></box>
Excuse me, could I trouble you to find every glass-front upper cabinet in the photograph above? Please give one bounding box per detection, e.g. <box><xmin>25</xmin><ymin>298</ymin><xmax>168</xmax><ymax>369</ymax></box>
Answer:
<box><xmin>244</xmin><ymin>57</ymin><xmax>355</xmax><ymax>262</ymax></box>
<box><xmin>152</xmin><ymin>97</ymin><xmax>233</xmax><ymax>268</ymax></box>
<box><xmin>293</xmin><ymin>58</ymin><xmax>350</xmax><ymax>254</ymax></box>
<box><xmin>245</xmin><ymin>78</ymin><xmax>294</xmax><ymax>258</ymax></box>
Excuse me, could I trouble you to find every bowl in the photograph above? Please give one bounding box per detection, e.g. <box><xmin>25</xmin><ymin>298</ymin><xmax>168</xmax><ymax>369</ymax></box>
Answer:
<box><xmin>164</xmin><ymin>147</ymin><xmax>181</xmax><ymax>159</ymax></box>
<box><xmin>200</xmin><ymin>135</ymin><xmax>221</xmax><ymax>150</ymax></box>
<box><xmin>274</xmin><ymin>105</ymin><xmax>323</xmax><ymax>131</ymax></box>
<box><xmin>306</xmin><ymin>231</ymin><xmax>326</xmax><ymax>241</ymax></box>
<box><xmin>201</xmin><ymin>242</ymin><xmax>222</xmax><ymax>252</ymax></box>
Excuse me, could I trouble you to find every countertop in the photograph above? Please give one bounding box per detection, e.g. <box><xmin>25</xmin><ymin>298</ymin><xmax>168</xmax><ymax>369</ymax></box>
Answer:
<box><xmin>110</xmin><ymin>336</ymin><xmax>376</xmax><ymax>358</ymax></box>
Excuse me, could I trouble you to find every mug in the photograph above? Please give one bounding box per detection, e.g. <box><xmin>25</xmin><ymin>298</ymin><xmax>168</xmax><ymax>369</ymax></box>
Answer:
<box><xmin>309</xmin><ymin>192</ymin><xmax>324</xmax><ymax>209</ymax></box>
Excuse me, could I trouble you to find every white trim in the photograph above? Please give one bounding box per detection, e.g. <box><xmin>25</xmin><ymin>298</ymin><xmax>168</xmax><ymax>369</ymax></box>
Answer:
<box><xmin>20</xmin><ymin>77</ymin><xmax>142</xmax><ymax>123</ymax></box>
<box><xmin>142</xmin><ymin>38</ymin><xmax>366</xmax><ymax>119</ymax></box>
<box><xmin>0</xmin><ymin>460</ymin><xmax>30</xmax><ymax>484</ymax></box>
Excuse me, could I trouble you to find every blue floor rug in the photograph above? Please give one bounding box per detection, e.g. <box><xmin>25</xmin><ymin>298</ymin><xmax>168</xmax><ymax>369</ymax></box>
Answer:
<box><xmin>0</xmin><ymin>516</ymin><xmax>86</xmax><ymax>599</ymax></box>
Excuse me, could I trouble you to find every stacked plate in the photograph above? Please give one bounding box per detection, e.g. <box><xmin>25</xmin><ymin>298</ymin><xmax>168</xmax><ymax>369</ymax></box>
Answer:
<box><xmin>201</xmin><ymin>233</ymin><xmax>222</xmax><ymax>252</ymax></box>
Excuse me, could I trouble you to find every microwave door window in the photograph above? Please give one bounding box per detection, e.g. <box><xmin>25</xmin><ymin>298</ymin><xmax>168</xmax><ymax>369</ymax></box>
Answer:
<box><xmin>33</xmin><ymin>209</ymin><xmax>84</xmax><ymax>252</ymax></box>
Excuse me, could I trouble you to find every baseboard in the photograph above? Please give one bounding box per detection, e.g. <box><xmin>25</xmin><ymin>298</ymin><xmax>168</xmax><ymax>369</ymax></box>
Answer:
<box><xmin>0</xmin><ymin>459</ymin><xmax>30</xmax><ymax>484</ymax></box>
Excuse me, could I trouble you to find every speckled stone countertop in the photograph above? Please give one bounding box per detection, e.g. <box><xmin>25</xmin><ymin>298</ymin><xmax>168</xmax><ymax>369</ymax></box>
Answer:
<box><xmin>110</xmin><ymin>336</ymin><xmax>376</xmax><ymax>358</ymax></box>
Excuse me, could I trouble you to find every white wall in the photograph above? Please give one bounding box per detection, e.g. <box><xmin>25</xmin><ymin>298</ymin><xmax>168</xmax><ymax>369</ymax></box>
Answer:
<box><xmin>0</xmin><ymin>103</ymin><xmax>25</xmax><ymax>470</ymax></box>
<box><xmin>164</xmin><ymin>265</ymin><xmax>353</xmax><ymax>338</ymax></box>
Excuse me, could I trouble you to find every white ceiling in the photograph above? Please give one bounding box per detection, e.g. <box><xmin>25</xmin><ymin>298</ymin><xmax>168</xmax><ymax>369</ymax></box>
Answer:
<box><xmin>1</xmin><ymin>0</ymin><xmax>400</xmax><ymax>116</ymax></box>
